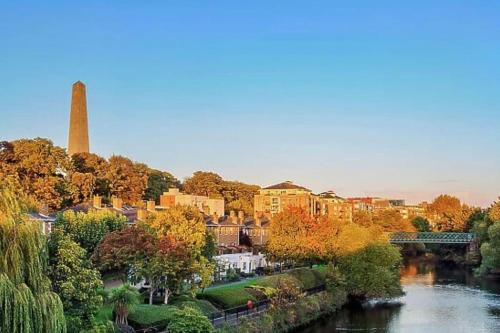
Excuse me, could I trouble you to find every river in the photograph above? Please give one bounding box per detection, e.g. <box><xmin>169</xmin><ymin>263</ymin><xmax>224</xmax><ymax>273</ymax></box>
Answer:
<box><xmin>299</xmin><ymin>259</ymin><xmax>500</xmax><ymax>333</ymax></box>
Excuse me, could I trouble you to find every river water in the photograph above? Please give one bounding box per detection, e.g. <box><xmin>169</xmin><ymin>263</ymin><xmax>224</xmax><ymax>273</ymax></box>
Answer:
<box><xmin>299</xmin><ymin>260</ymin><xmax>500</xmax><ymax>333</ymax></box>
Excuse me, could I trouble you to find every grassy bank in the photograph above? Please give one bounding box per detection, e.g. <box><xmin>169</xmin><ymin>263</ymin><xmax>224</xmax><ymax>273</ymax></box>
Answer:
<box><xmin>197</xmin><ymin>267</ymin><xmax>326</xmax><ymax>309</ymax></box>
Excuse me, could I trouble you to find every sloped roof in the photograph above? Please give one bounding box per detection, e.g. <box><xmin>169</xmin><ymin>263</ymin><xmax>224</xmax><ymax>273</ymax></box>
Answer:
<box><xmin>264</xmin><ymin>181</ymin><xmax>310</xmax><ymax>191</ymax></box>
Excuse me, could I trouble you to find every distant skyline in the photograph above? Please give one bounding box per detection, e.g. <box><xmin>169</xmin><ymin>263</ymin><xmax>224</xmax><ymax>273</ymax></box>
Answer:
<box><xmin>1</xmin><ymin>1</ymin><xmax>499</xmax><ymax>207</ymax></box>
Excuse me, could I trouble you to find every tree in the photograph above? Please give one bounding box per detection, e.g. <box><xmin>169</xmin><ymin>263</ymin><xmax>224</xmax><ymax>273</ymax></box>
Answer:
<box><xmin>338</xmin><ymin>242</ymin><xmax>403</xmax><ymax>300</ymax></box>
<box><xmin>53</xmin><ymin>209</ymin><xmax>127</xmax><ymax>255</ymax></box>
<box><xmin>48</xmin><ymin>233</ymin><xmax>103</xmax><ymax>332</ymax></box>
<box><xmin>489</xmin><ymin>198</ymin><xmax>500</xmax><ymax>222</ymax></box>
<box><xmin>92</xmin><ymin>225</ymin><xmax>157</xmax><ymax>274</ymax></box>
<box><xmin>183</xmin><ymin>171</ymin><xmax>224</xmax><ymax>198</ymax></box>
<box><xmin>479</xmin><ymin>223</ymin><xmax>500</xmax><ymax>275</ymax></box>
<box><xmin>411</xmin><ymin>216</ymin><xmax>431</xmax><ymax>232</ymax></box>
<box><xmin>0</xmin><ymin>184</ymin><xmax>66</xmax><ymax>333</ymax></box>
<box><xmin>267</xmin><ymin>206</ymin><xmax>318</xmax><ymax>263</ymax></box>
<box><xmin>183</xmin><ymin>171</ymin><xmax>260</xmax><ymax>215</ymax></box>
<box><xmin>372</xmin><ymin>210</ymin><xmax>415</xmax><ymax>232</ymax></box>
<box><xmin>427</xmin><ymin>194</ymin><xmax>472</xmax><ymax>231</ymax></box>
<box><xmin>144</xmin><ymin>169</ymin><xmax>180</xmax><ymax>203</ymax></box>
<box><xmin>105</xmin><ymin>155</ymin><xmax>148</xmax><ymax>204</ymax></box>
<box><xmin>0</xmin><ymin>138</ymin><xmax>72</xmax><ymax>210</ymax></box>
<box><xmin>108</xmin><ymin>284</ymin><xmax>140</xmax><ymax>326</ymax></box>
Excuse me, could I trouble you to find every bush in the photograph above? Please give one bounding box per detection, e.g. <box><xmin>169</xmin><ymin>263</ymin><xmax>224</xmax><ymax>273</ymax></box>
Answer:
<box><xmin>128</xmin><ymin>304</ymin><xmax>178</xmax><ymax>329</ymax></box>
<box><xmin>167</xmin><ymin>307</ymin><xmax>214</xmax><ymax>333</ymax></box>
<box><xmin>287</xmin><ymin>268</ymin><xmax>325</xmax><ymax>289</ymax></box>
<box><xmin>170</xmin><ymin>297</ymin><xmax>219</xmax><ymax>316</ymax></box>
<box><xmin>198</xmin><ymin>287</ymin><xmax>256</xmax><ymax>309</ymax></box>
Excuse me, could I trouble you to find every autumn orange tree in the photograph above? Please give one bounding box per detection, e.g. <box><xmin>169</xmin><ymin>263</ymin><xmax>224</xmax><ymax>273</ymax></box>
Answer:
<box><xmin>427</xmin><ymin>194</ymin><xmax>473</xmax><ymax>231</ymax></box>
<box><xmin>372</xmin><ymin>210</ymin><xmax>415</xmax><ymax>232</ymax></box>
<box><xmin>267</xmin><ymin>207</ymin><xmax>386</xmax><ymax>265</ymax></box>
<box><xmin>489</xmin><ymin>198</ymin><xmax>500</xmax><ymax>222</ymax></box>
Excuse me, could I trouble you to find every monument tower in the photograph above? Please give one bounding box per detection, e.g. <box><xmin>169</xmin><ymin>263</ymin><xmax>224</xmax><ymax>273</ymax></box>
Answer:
<box><xmin>68</xmin><ymin>81</ymin><xmax>90</xmax><ymax>156</ymax></box>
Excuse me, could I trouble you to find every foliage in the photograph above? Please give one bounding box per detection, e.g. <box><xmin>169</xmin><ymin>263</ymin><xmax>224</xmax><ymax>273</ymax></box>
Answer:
<box><xmin>170</xmin><ymin>296</ymin><xmax>219</xmax><ymax>316</ymax></box>
<box><xmin>0</xmin><ymin>138</ymin><xmax>72</xmax><ymax>210</ymax></box>
<box><xmin>372</xmin><ymin>210</ymin><xmax>415</xmax><ymax>232</ymax></box>
<box><xmin>324</xmin><ymin>263</ymin><xmax>347</xmax><ymax>296</ymax></box>
<box><xmin>183</xmin><ymin>171</ymin><xmax>260</xmax><ymax>216</ymax></box>
<box><xmin>479</xmin><ymin>223</ymin><xmax>500</xmax><ymax>275</ymax></box>
<box><xmin>105</xmin><ymin>156</ymin><xmax>148</xmax><ymax>204</ymax></box>
<box><xmin>108</xmin><ymin>284</ymin><xmax>140</xmax><ymax>326</ymax></box>
<box><xmin>48</xmin><ymin>233</ymin><xmax>103</xmax><ymax>332</ymax></box>
<box><xmin>54</xmin><ymin>209</ymin><xmax>127</xmax><ymax>255</ymax></box>
<box><xmin>268</xmin><ymin>207</ymin><xmax>386</xmax><ymax>264</ymax></box>
<box><xmin>144</xmin><ymin>169</ymin><xmax>180</xmax><ymax>203</ymax></box>
<box><xmin>92</xmin><ymin>225</ymin><xmax>156</xmax><ymax>273</ymax></box>
<box><xmin>427</xmin><ymin>194</ymin><xmax>472</xmax><ymax>231</ymax></box>
<box><xmin>166</xmin><ymin>307</ymin><xmax>214</xmax><ymax>333</ymax></box>
<box><xmin>489</xmin><ymin>198</ymin><xmax>500</xmax><ymax>222</ymax></box>
<box><xmin>352</xmin><ymin>211</ymin><xmax>372</xmax><ymax>227</ymax></box>
<box><xmin>0</xmin><ymin>184</ymin><xmax>66</xmax><ymax>332</ymax></box>
<box><xmin>411</xmin><ymin>216</ymin><xmax>431</xmax><ymax>232</ymax></box>
<box><xmin>338</xmin><ymin>242</ymin><xmax>403</xmax><ymax>300</ymax></box>
<box><xmin>221</xmin><ymin>291</ymin><xmax>345</xmax><ymax>333</ymax></box>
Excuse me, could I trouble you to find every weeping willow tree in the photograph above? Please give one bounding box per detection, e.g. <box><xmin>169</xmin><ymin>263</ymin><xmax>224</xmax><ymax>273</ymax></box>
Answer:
<box><xmin>0</xmin><ymin>184</ymin><xmax>66</xmax><ymax>333</ymax></box>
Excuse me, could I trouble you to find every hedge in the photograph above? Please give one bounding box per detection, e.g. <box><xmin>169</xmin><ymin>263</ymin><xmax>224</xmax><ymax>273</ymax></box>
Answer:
<box><xmin>128</xmin><ymin>304</ymin><xmax>178</xmax><ymax>329</ymax></box>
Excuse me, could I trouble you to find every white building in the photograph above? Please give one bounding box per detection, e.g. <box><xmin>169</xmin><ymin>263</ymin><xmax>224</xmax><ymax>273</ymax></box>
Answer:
<box><xmin>215</xmin><ymin>252</ymin><xmax>268</xmax><ymax>275</ymax></box>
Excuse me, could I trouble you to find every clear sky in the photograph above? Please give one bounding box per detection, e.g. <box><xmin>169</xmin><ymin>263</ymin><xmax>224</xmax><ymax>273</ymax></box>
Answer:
<box><xmin>1</xmin><ymin>1</ymin><xmax>499</xmax><ymax>207</ymax></box>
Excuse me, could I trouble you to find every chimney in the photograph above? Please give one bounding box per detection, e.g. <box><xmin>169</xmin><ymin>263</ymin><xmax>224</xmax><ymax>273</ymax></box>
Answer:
<box><xmin>112</xmin><ymin>197</ymin><xmax>123</xmax><ymax>210</ymax></box>
<box><xmin>137</xmin><ymin>209</ymin><xmax>148</xmax><ymax>221</ymax></box>
<box><xmin>212</xmin><ymin>212</ymin><xmax>219</xmax><ymax>224</ymax></box>
<box><xmin>146</xmin><ymin>200</ymin><xmax>156</xmax><ymax>212</ymax></box>
<box><xmin>238</xmin><ymin>211</ymin><xmax>245</xmax><ymax>224</ymax></box>
<box><xmin>93</xmin><ymin>195</ymin><xmax>102</xmax><ymax>209</ymax></box>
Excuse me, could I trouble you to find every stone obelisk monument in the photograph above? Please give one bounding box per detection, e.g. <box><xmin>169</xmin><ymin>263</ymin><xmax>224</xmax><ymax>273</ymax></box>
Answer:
<box><xmin>68</xmin><ymin>81</ymin><xmax>90</xmax><ymax>156</ymax></box>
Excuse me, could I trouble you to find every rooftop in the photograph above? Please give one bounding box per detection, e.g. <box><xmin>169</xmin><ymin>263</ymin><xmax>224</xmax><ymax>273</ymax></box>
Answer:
<box><xmin>263</xmin><ymin>181</ymin><xmax>311</xmax><ymax>191</ymax></box>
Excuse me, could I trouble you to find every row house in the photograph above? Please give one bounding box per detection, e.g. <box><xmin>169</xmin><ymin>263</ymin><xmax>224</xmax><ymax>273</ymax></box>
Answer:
<box><xmin>254</xmin><ymin>181</ymin><xmax>353</xmax><ymax>223</ymax></box>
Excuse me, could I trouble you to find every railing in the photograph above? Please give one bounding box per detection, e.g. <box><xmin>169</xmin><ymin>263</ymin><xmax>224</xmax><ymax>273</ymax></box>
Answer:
<box><xmin>389</xmin><ymin>232</ymin><xmax>474</xmax><ymax>244</ymax></box>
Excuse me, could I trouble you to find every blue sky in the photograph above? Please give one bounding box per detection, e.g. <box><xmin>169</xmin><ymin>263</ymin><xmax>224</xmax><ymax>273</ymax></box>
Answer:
<box><xmin>1</xmin><ymin>1</ymin><xmax>499</xmax><ymax>207</ymax></box>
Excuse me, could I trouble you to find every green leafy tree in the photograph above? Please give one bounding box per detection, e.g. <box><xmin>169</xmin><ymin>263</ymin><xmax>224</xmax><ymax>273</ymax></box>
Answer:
<box><xmin>411</xmin><ymin>216</ymin><xmax>431</xmax><ymax>232</ymax></box>
<box><xmin>0</xmin><ymin>184</ymin><xmax>66</xmax><ymax>333</ymax></box>
<box><xmin>53</xmin><ymin>209</ymin><xmax>127</xmax><ymax>255</ymax></box>
<box><xmin>48</xmin><ymin>233</ymin><xmax>103</xmax><ymax>332</ymax></box>
<box><xmin>338</xmin><ymin>242</ymin><xmax>403</xmax><ymax>300</ymax></box>
<box><xmin>479</xmin><ymin>223</ymin><xmax>500</xmax><ymax>275</ymax></box>
<box><xmin>166</xmin><ymin>307</ymin><xmax>214</xmax><ymax>333</ymax></box>
<box><xmin>144</xmin><ymin>169</ymin><xmax>180</xmax><ymax>203</ymax></box>
<box><xmin>108</xmin><ymin>284</ymin><xmax>140</xmax><ymax>326</ymax></box>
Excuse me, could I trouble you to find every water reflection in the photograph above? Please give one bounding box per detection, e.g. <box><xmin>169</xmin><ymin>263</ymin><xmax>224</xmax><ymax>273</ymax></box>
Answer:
<box><xmin>298</xmin><ymin>260</ymin><xmax>500</xmax><ymax>333</ymax></box>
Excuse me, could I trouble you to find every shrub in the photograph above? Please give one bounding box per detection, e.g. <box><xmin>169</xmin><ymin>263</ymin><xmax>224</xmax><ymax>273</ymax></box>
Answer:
<box><xmin>128</xmin><ymin>304</ymin><xmax>178</xmax><ymax>329</ymax></box>
<box><xmin>287</xmin><ymin>268</ymin><xmax>324</xmax><ymax>289</ymax></box>
<box><xmin>167</xmin><ymin>307</ymin><xmax>214</xmax><ymax>333</ymax></box>
<box><xmin>198</xmin><ymin>287</ymin><xmax>256</xmax><ymax>309</ymax></box>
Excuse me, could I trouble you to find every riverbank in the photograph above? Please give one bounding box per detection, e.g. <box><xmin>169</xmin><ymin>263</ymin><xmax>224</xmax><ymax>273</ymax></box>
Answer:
<box><xmin>297</xmin><ymin>259</ymin><xmax>500</xmax><ymax>333</ymax></box>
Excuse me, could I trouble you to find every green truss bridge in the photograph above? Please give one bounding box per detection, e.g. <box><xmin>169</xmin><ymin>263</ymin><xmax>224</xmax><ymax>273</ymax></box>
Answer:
<box><xmin>389</xmin><ymin>232</ymin><xmax>475</xmax><ymax>244</ymax></box>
